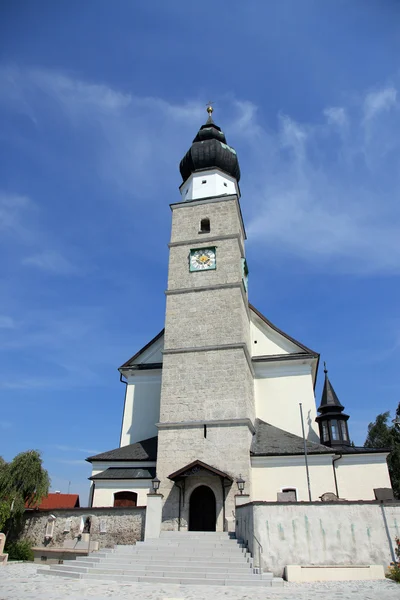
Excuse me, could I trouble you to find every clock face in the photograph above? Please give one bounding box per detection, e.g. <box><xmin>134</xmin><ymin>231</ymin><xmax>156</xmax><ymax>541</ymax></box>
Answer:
<box><xmin>189</xmin><ymin>247</ymin><xmax>216</xmax><ymax>271</ymax></box>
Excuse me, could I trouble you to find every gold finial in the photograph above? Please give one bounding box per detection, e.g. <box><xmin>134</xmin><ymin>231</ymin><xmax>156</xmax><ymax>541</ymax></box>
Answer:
<box><xmin>206</xmin><ymin>101</ymin><xmax>214</xmax><ymax>116</ymax></box>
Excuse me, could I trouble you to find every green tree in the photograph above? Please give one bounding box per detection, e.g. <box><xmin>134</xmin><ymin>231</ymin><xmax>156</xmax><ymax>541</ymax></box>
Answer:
<box><xmin>364</xmin><ymin>402</ymin><xmax>400</xmax><ymax>499</ymax></box>
<box><xmin>0</xmin><ymin>450</ymin><xmax>50</xmax><ymax>530</ymax></box>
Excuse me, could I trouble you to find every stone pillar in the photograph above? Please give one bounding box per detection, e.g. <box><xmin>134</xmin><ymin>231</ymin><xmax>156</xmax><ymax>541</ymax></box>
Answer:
<box><xmin>144</xmin><ymin>494</ymin><xmax>163</xmax><ymax>541</ymax></box>
<box><xmin>235</xmin><ymin>494</ymin><xmax>250</xmax><ymax>507</ymax></box>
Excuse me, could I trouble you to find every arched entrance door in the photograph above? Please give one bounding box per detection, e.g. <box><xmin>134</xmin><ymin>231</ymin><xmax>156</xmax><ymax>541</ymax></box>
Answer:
<box><xmin>189</xmin><ymin>485</ymin><xmax>216</xmax><ymax>531</ymax></box>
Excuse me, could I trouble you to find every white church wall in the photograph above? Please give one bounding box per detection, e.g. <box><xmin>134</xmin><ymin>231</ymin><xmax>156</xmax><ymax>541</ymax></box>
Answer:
<box><xmin>92</xmin><ymin>480</ymin><xmax>151</xmax><ymax>508</ymax></box>
<box><xmin>335</xmin><ymin>453</ymin><xmax>391</xmax><ymax>500</ymax></box>
<box><xmin>236</xmin><ymin>501</ymin><xmax>400</xmax><ymax>576</ymax></box>
<box><xmin>250</xmin><ymin>320</ymin><xmax>299</xmax><ymax>357</ymax></box>
<box><xmin>254</xmin><ymin>363</ymin><xmax>320</xmax><ymax>441</ymax></box>
<box><xmin>251</xmin><ymin>454</ymin><xmax>336</xmax><ymax>502</ymax></box>
<box><xmin>120</xmin><ymin>373</ymin><xmax>161</xmax><ymax>447</ymax></box>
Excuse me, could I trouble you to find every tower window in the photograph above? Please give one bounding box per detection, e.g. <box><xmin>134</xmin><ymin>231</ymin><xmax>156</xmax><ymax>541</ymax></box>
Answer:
<box><xmin>202</xmin><ymin>179</ymin><xmax>207</xmax><ymax>184</ymax></box>
<box><xmin>340</xmin><ymin>420</ymin><xmax>348</xmax><ymax>441</ymax></box>
<box><xmin>223</xmin><ymin>182</ymin><xmax>228</xmax><ymax>187</ymax></box>
<box><xmin>322</xmin><ymin>422</ymin><xmax>329</xmax><ymax>442</ymax></box>
<box><xmin>330</xmin><ymin>420</ymin><xmax>340</xmax><ymax>441</ymax></box>
<box><xmin>199</xmin><ymin>218</ymin><xmax>210</xmax><ymax>233</ymax></box>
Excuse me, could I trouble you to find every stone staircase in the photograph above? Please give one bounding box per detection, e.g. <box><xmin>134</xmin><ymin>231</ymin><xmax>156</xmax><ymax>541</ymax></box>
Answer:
<box><xmin>37</xmin><ymin>531</ymin><xmax>283</xmax><ymax>587</ymax></box>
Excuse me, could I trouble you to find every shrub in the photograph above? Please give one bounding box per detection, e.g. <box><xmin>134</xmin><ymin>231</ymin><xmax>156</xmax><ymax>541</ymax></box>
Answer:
<box><xmin>387</xmin><ymin>537</ymin><xmax>400</xmax><ymax>583</ymax></box>
<box><xmin>5</xmin><ymin>540</ymin><xmax>34</xmax><ymax>561</ymax></box>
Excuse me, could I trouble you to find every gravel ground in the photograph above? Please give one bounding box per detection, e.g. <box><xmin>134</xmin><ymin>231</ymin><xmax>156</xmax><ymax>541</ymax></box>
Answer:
<box><xmin>0</xmin><ymin>563</ymin><xmax>398</xmax><ymax>600</ymax></box>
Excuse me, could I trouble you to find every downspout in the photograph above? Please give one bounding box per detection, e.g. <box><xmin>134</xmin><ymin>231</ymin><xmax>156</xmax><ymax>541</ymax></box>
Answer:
<box><xmin>89</xmin><ymin>482</ymin><xmax>95</xmax><ymax>508</ymax></box>
<box><xmin>332</xmin><ymin>454</ymin><xmax>342</xmax><ymax>498</ymax></box>
<box><xmin>119</xmin><ymin>372</ymin><xmax>128</xmax><ymax>447</ymax></box>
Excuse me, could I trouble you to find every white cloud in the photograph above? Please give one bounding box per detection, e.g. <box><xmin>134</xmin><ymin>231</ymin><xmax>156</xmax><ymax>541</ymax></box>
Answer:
<box><xmin>22</xmin><ymin>251</ymin><xmax>80</xmax><ymax>275</ymax></box>
<box><xmin>1</xmin><ymin>65</ymin><xmax>400</xmax><ymax>274</ymax></box>
<box><xmin>324</xmin><ymin>106</ymin><xmax>348</xmax><ymax>129</ymax></box>
<box><xmin>0</xmin><ymin>192</ymin><xmax>34</xmax><ymax>240</ymax></box>
<box><xmin>363</xmin><ymin>86</ymin><xmax>397</xmax><ymax>121</ymax></box>
<box><xmin>54</xmin><ymin>445</ymin><xmax>100</xmax><ymax>455</ymax></box>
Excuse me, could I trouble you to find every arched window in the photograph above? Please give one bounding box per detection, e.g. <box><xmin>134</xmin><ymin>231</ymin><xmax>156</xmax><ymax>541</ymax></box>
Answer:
<box><xmin>199</xmin><ymin>218</ymin><xmax>210</xmax><ymax>233</ymax></box>
<box><xmin>113</xmin><ymin>491</ymin><xmax>138</xmax><ymax>507</ymax></box>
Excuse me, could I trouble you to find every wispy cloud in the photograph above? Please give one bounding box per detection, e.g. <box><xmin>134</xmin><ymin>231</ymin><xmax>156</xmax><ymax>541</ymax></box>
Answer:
<box><xmin>363</xmin><ymin>86</ymin><xmax>397</xmax><ymax>121</ymax></box>
<box><xmin>53</xmin><ymin>445</ymin><xmax>100</xmax><ymax>454</ymax></box>
<box><xmin>55</xmin><ymin>459</ymin><xmax>87</xmax><ymax>466</ymax></box>
<box><xmin>22</xmin><ymin>251</ymin><xmax>81</xmax><ymax>275</ymax></box>
<box><xmin>1</xmin><ymin>65</ymin><xmax>400</xmax><ymax>275</ymax></box>
<box><xmin>0</xmin><ymin>192</ymin><xmax>35</xmax><ymax>242</ymax></box>
<box><xmin>243</xmin><ymin>86</ymin><xmax>400</xmax><ymax>274</ymax></box>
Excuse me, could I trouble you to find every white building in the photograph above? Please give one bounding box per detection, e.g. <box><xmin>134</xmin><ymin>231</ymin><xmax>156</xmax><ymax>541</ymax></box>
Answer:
<box><xmin>87</xmin><ymin>108</ymin><xmax>392</xmax><ymax>531</ymax></box>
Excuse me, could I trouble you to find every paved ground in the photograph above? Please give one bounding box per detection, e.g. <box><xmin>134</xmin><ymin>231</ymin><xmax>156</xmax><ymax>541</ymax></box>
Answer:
<box><xmin>0</xmin><ymin>564</ymin><xmax>398</xmax><ymax>600</ymax></box>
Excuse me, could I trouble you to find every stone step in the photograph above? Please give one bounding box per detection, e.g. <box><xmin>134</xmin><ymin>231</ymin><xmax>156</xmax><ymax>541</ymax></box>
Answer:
<box><xmin>105</xmin><ymin>548</ymin><xmax>247</xmax><ymax>556</ymax></box>
<box><xmin>39</xmin><ymin>569</ymin><xmax>283</xmax><ymax>586</ymax></box>
<box><xmin>49</xmin><ymin>565</ymin><xmax>271</xmax><ymax>580</ymax></box>
<box><xmin>160</xmin><ymin>532</ymin><xmax>235</xmax><ymax>537</ymax></box>
<box><xmin>136</xmin><ymin>540</ymin><xmax>244</xmax><ymax>547</ymax></box>
<box><xmin>67</xmin><ymin>560</ymin><xmax>256</xmax><ymax>573</ymax></box>
<box><xmin>88</xmin><ymin>554</ymin><xmax>251</xmax><ymax>563</ymax></box>
<box><xmin>75</xmin><ymin>556</ymin><xmax>253</xmax><ymax>569</ymax></box>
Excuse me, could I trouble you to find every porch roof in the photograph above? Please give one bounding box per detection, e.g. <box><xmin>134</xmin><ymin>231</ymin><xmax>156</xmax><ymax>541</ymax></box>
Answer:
<box><xmin>168</xmin><ymin>460</ymin><xmax>233</xmax><ymax>484</ymax></box>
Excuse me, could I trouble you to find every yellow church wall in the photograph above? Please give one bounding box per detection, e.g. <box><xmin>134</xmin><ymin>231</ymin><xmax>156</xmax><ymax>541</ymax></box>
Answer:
<box><xmin>92</xmin><ymin>481</ymin><xmax>151</xmax><ymax>507</ymax></box>
<box><xmin>251</xmin><ymin>454</ymin><xmax>336</xmax><ymax>502</ymax></box>
<box><xmin>334</xmin><ymin>453</ymin><xmax>391</xmax><ymax>500</ymax></box>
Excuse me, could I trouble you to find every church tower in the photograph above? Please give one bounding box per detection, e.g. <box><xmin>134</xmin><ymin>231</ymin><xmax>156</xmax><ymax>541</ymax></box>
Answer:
<box><xmin>156</xmin><ymin>107</ymin><xmax>254</xmax><ymax>530</ymax></box>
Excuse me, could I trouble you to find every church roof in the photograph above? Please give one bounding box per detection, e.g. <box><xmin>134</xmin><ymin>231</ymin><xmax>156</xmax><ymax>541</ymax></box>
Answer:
<box><xmin>89</xmin><ymin>467</ymin><xmax>156</xmax><ymax>480</ymax></box>
<box><xmin>251</xmin><ymin>419</ymin><xmax>388</xmax><ymax>456</ymax></box>
<box><xmin>251</xmin><ymin>419</ymin><xmax>334</xmax><ymax>456</ymax></box>
<box><xmin>86</xmin><ymin>436</ymin><xmax>158</xmax><ymax>462</ymax></box>
<box><xmin>179</xmin><ymin>110</ymin><xmax>241</xmax><ymax>184</ymax></box>
<box><xmin>119</xmin><ymin>329</ymin><xmax>164</xmax><ymax>370</ymax></box>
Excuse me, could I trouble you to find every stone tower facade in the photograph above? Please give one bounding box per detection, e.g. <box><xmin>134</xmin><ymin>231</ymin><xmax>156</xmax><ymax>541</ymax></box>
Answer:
<box><xmin>156</xmin><ymin>110</ymin><xmax>254</xmax><ymax>531</ymax></box>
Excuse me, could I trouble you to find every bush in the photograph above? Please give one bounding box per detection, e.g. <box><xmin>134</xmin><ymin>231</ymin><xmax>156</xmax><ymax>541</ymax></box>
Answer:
<box><xmin>5</xmin><ymin>540</ymin><xmax>34</xmax><ymax>561</ymax></box>
<box><xmin>387</xmin><ymin>563</ymin><xmax>400</xmax><ymax>583</ymax></box>
<box><xmin>387</xmin><ymin>537</ymin><xmax>400</xmax><ymax>583</ymax></box>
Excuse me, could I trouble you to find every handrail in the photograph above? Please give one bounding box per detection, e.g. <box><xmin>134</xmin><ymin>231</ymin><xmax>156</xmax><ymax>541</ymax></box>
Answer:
<box><xmin>253</xmin><ymin>534</ymin><xmax>263</xmax><ymax>579</ymax></box>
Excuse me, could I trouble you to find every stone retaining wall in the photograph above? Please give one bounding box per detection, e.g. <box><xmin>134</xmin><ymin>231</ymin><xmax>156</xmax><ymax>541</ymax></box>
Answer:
<box><xmin>21</xmin><ymin>506</ymin><xmax>146</xmax><ymax>550</ymax></box>
<box><xmin>236</xmin><ymin>501</ymin><xmax>400</xmax><ymax>577</ymax></box>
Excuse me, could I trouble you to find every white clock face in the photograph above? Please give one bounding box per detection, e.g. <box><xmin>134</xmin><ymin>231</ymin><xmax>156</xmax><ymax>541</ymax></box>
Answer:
<box><xmin>190</xmin><ymin>247</ymin><xmax>216</xmax><ymax>271</ymax></box>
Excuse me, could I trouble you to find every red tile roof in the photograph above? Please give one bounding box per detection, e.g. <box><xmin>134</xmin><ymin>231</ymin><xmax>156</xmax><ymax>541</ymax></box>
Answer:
<box><xmin>27</xmin><ymin>493</ymin><xmax>80</xmax><ymax>510</ymax></box>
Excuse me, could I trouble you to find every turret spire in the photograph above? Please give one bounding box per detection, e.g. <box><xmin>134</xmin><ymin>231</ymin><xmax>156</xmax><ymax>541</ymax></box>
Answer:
<box><xmin>316</xmin><ymin>363</ymin><xmax>350</xmax><ymax>447</ymax></box>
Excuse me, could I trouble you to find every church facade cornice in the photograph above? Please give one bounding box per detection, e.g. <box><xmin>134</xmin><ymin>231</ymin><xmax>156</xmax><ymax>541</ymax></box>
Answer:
<box><xmin>162</xmin><ymin>341</ymin><xmax>255</xmax><ymax>377</ymax></box>
<box><xmin>156</xmin><ymin>417</ymin><xmax>255</xmax><ymax>435</ymax></box>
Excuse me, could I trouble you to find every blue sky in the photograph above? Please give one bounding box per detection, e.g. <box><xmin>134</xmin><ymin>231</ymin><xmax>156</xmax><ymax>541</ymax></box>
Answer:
<box><xmin>1</xmin><ymin>1</ymin><xmax>400</xmax><ymax>504</ymax></box>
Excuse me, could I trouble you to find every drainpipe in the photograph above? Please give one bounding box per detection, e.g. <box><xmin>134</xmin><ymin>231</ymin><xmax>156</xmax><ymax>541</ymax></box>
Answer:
<box><xmin>332</xmin><ymin>454</ymin><xmax>342</xmax><ymax>498</ymax></box>
<box><xmin>89</xmin><ymin>482</ymin><xmax>96</xmax><ymax>508</ymax></box>
<box><xmin>119</xmin><ymin>372</ymin><xmax>128</xmax><ymax>447</ymax></box>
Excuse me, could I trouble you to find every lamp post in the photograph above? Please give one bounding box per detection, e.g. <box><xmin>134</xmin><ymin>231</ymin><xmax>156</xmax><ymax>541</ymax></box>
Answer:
<box><xmin>151</xmin><ymin>476</ymin><xmax>160</xmax><ymax>494</ymax></box>
<box><xmin>236</xmin><ymin>474</ymin><xmax>245</xmax><ymax>495</ymax></box>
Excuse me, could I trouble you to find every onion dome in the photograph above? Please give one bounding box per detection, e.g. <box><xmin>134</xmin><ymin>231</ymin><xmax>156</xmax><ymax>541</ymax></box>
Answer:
<box><xmin>316</xmin><ymin>363</ymin><xmax>350</xmax><ymax>447</ymax></box>
<box><xmin>180</xmin><ymin>106</ymin><xmax>241</xmax><ymax>183</ymax></box>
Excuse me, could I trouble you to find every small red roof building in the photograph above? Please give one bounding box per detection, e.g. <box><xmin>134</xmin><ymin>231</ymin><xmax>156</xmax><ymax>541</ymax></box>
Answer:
<box><xmin>27</xmin><ymin>493</ymin><xmax>80</xmax><ymax>510</ymax></box>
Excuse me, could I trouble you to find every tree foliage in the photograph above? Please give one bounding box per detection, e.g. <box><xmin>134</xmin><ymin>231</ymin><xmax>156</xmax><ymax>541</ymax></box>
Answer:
<box><xmin>0</xmin><ymin>450</ymin><xmax>50</xmax><ymax>531</ymax></box>
<box><xmin>364</xmin><ymin>402</ymin><xmax>400</xmax><ymax>499</ymax></box>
